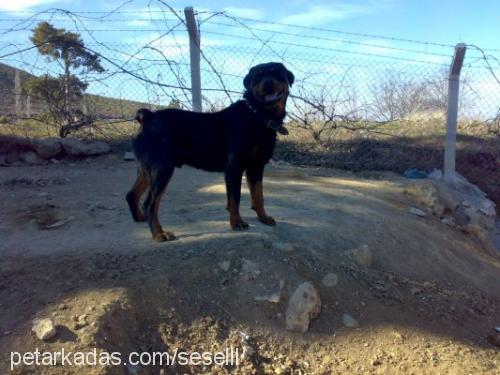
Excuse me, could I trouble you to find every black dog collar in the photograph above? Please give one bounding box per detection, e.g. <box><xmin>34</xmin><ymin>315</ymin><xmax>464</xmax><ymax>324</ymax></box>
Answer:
<box><xmin>245</xmin><ymin>100</ymin><xmax>289</xmax><ymax>135</ymax></box>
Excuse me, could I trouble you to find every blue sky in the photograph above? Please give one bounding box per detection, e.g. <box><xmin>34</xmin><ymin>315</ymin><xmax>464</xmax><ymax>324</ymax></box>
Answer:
<box><xmin>0</xmin><ymin>0</ymin><xmax>498</xmax><ymax>48</ymax></box>
<box><xmin>0</xmin><ymin>0</ymin><xmax>498</xmax><ymax>115</ymax></box>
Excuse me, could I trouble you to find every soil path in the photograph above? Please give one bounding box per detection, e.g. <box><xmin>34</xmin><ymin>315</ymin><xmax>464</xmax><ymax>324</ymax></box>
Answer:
<box><xmin>1</xmin><ymin>156</ymin><xmax>499</xmax><ymax>374</ymax></box>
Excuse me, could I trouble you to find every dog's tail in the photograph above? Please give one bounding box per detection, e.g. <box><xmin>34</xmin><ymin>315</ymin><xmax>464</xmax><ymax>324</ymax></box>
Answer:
<box><xmin>135</xmin><ymin>108</ymin><xmax>153</xmax><ymax>126</ymax></box>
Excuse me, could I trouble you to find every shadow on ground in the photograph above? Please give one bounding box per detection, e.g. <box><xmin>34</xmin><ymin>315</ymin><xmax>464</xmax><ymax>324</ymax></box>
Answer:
<box><xmin>0</xmin><ymin>158</ymin><xmax>499</xmax><ymax>374</ymax></box>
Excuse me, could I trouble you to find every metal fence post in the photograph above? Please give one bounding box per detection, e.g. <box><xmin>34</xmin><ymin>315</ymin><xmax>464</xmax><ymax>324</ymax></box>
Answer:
<box><xmin>184</xmin><ymin>6</ymin><xmax>202</xmax><ymax>112</ymax></box>
<box><xmin>444</xmin><ymin>43</ymin><xmax>467</xmax><ymax>182</ymax></box>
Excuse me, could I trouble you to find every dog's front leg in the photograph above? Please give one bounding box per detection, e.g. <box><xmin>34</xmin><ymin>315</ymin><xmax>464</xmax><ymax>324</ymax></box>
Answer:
<box><xmin>246</xmin><ymin>165</ymin><xmax>276</xmax><ymax>226</ymax></box>
<box><xmin>225</xmin><ymin>166</ymin><xmax>249</xmax><ymax>230</ymax></box>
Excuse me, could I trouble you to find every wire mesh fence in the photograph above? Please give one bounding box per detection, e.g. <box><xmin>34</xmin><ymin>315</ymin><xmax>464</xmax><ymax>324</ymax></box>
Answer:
<box><xmin>0</xmin><ymin>7</ymin><xmax>499</xmax><ymax>204</ymax></box>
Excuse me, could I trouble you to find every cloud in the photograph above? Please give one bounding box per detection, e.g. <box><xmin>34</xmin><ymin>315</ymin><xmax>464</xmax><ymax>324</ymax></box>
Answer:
<box><xmin>279</xmin><ymin>4</ymin><xmax>372</xmax><ymax>26</ymax></box>
<box><xmin>122</xmin><ymin>32</ymin><xmax>228</xmax><ymax>60</ymax></box>
<box><xmin>222</xmin><ymin>7</ymin><xmax>264</xmax><ymax>20</ymax></box>
<box><xmin>0</xmin><ymin>0</ymin><xmax>62</xmax><ymax>11</ymax></box>
<box><xmin>126</xmin><ymin>20</ymin><xmax>151</xmax><ymax>28</ymax></box>
<box><xmin>356</xmin><ymin>39</ymin><xmax>394</xmax><ymax>55</ymax></box>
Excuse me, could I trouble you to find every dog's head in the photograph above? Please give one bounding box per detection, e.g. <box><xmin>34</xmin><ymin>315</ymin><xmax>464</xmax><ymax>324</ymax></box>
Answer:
<box><xmin>243</xmin><ymin>62</ymin><xmax>294</xmax><ymax>119</ymax></box>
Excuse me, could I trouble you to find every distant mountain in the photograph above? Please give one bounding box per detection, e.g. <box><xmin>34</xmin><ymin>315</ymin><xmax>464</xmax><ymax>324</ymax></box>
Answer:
<box><xmin>0</xmin><ymin>62</ymin><xmax>39</xmax><ymax>116</ymax></box>
<box><xmin>0</xmin><ymin>62</ymin><xmax>147</xmax><ymax>119</ymax></box>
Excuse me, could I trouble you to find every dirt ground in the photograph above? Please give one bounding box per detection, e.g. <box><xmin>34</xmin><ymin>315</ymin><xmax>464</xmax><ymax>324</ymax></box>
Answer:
<box><xmin>0</xmin><ymin>155</ymin><xmax>499</xmax><ymax>374</ymax></box>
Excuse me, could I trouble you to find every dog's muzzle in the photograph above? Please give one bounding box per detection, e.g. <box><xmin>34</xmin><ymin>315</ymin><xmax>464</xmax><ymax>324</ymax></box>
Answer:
<box><xmin>263</xmin><ymin>90</ymin><xmax>285</xmax><ymax>104</ymax></box>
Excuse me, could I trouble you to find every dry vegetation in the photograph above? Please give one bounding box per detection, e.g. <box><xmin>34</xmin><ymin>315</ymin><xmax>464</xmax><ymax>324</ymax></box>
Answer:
<box><xmin>1</xmin><ymin>113</ymin><xmax>499</xmax><ymax>207</ymax></box>
<box><xmin>278</xmin><ymin>115</ymin><xmax>500</xmax><ymax>207</ymax></box>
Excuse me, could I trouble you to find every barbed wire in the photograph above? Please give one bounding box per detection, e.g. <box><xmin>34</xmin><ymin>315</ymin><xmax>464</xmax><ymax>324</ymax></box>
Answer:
<box><xmin>2</xmin><ymin>7</ymin><xmax>498</xmax><ymax>53</ymax></box>
<box><xmin>204</xmin><ymin>12</ymin><xmax>456</xmax><ymax>48</ymax></box>
<box><xmin>0</xmin><ymin>4</ymin><xmax>498</xmax><ymax>115</ymax></box>
<box><xmin>201</xmin><ymin>30</ymin><xmax>450</xmax><ymax>66</ymax></box>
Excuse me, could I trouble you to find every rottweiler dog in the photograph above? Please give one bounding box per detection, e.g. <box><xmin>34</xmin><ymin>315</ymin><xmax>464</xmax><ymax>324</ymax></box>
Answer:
<box><xmin>126</xmin><ymin>62</ymin><xmax>294</xmax><ymax>241</ymax></box>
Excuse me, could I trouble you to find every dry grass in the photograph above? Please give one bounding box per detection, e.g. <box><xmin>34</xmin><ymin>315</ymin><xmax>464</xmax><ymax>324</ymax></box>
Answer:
<box><xmin>279</xmin><ymin>116</ymin><xmax>499</xmax><ymax>206</ymax></box>
<box><xmin>0</xmin><ymin>118</ymin><xmax>137</xmax><ymax>146</ymax></box>
<box><xmin>1</xmin><ymin>115</ymin><xmax>498</xmax><ymax>206</ymax></box>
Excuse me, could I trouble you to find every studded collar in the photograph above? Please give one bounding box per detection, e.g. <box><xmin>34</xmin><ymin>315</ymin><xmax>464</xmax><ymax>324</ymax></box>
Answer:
<box><xmin>245</xmin><ymin>99</ymin><xmax>289</xmax><ymax>135</ymax></box>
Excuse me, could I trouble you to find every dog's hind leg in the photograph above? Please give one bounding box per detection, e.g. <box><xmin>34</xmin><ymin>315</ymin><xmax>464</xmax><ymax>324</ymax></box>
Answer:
<box><xmin>126</xmin><ymin>164</ymin><xmax>149</xmax><ymax>222</ymax></box>
<box><xmin>143</xmin><ymin>165</ymin><xmax>176</xmax><ymax>242</ymax></box>
<box><xmin>225</xmin><ymin>166</ymin><xmax>249</xmax><ymax>230</ymax></box>
<box><xmin>246</xmin><ymin>165</ymin><xmax>276</xmax><ymax>226</ymax></box>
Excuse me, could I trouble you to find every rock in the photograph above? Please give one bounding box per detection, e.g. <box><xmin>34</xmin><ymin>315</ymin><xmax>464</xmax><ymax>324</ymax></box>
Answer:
<box><xmin>441</xmin><ymin>216</ymin><xmax>455</xmax><ymax>227</ymax></box>
<box><xmin>321</xmin><ymin>272</ymin><xmax>338</xmax><ymax>287</ymax></box>
<box><xmin>274</xmin><ymin>242</ymin><xmax>296</xmax><ymax>254</ymax></box>
<box><xmin>0</xmin><ymin>135</ymin><xmax>23</xmax><ymax>153</ymax></box>
<box><xmin>240</xmin><ymin>259</ymin><xmax>261</xmax><ymax>281</ymax></box>
<box><xmin>404</xmin><ymin>181</ymin><xmax>445</xmax><ymax>216</ymax></box>
<box><xmin>285</xmin><ymin>282</ymin><xmax>321</xmax><ymax>333</ymax></box>
<box><xmin>241</xmin><ymin>344</ymin><xmax>255</xmax><ymax>360</ymax></box>
<box><xmin>73</xmin><ymin>314</ymin><xmax>89</xmax><ymax>330</ymax></box>
<box><xmin>60</xmin><ymin>138</ymin><xmax>110</xmax><ymax>157</ymax></box>
<box><xmin>371</xmin><ymin>358</ymin><xmax>382</xmax><ymax>366</ymax></box>
<box><xmin>410</xmin><ymin>287</ymin><xmax>423</xmax><ymax>295</ymax></box>
<box><xmin>342</xmin><ymin>313</ymin><xmax>360</xmax><ymax>328</ymax></box>
<box><xmin>123</xmin><ymin>151</ymin><xmax>135</xmax><ymax>161</ymax></box>
<box><xmin>89</xmin><ymin>202</ymin><xmax>116</xmax><ymax>211</ymax></box>
<box><xmin>33</xmin><ymin>138</ymin><xmax>62</xmax><ymax>159</ymax></box>
<box><xmin>239</xmin><ymin>331</ymin><xmax>251</xmax><ymax>342</ymax></box>
<box><xmin>32</xmin><ymin>318</ymin><xmax>57</xmax><ymax>341</ymax></box>
<box><xmin>422</xmin><ymin>281</ymin><xmax>434</xmax><ymax>288</ymax></box>
<box><xmin>20</xmin><ymin>151</ymin><xmax>45</xmax><ymax>165</ymax></box>
<box><xmin>391</xmin><ymin>331</ymin><xmax>405</xmax><ymax>342</ymax></box>
<box><xmin>45</xmin><ymin>216</ymin><xmax>74</xmax><ymax>229</ymax></box>
<box><xmin>255</xmin><ymin>291</ymin><xmax>281</xmax><ymax>303</ymax></box>
<box><xmin>348</xmin><ymin>244</ymin><xmax>372</xmax><ymax>267</ymax></box>
<box><xmin>60</xmin><ymin>138</ymin><xmax>83</xmax><ymax>156</ymax></box>
<box><xmin>84</xmin><ymin>141</ymin><xmax>111</xmax><ymax>156</ymax></box>
<box><xmin>218</xmin><ymin>260</ymin><xmax>231</xmax><ymax>272</ymax></box>
<box><xmin>6</xmin><ymin>148</ymin><xmax>20</xmax><ymax>164</ymax></box>
<box><xmin>404</xmin><ymin>176</ymin><xmax>496</xmax><ymax>240</ymax></box>
<box><xmin>427</xmin><ymin>169</ymin><xmax>443</xmax><ymax>180</ymax></box>
<box><xmin>409</xmin><ymin>207</ymin><xmax>427</xmax><ymax>217</ymax></box>
<box><xmin>0</xmin><ymin>153</ymin><xmax>7</xmax><ymax>166</ymax></box>
<box><xmin>255</xmin><ymin>280</ymin><xmax>284</xmax><ymax>303</ymax></box>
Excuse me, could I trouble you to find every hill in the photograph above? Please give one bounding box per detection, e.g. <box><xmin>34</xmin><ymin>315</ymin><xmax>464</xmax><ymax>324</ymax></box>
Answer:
<box><xmin>0</xmin><ymin>62</ymin><xmax>147</xmax><ymax>119</ymax></box>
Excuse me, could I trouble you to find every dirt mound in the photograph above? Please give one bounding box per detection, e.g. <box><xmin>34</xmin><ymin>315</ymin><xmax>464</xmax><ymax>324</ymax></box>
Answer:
<box><xmin>0</xmin><ymin>157</ymin><xmax>499</xmax><ymax>374</ymax></box>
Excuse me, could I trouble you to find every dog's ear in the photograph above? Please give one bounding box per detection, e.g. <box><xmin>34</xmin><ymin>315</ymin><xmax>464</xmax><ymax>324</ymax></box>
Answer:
<box><xmin>243</xmin><ymin>68</ymin><xmax>253</xmax><ymax>91</ymax></box>
<box><xmin>285</xmin><ymin>68</ymin><xmax>295</xmax><ymax>87</ymax></box>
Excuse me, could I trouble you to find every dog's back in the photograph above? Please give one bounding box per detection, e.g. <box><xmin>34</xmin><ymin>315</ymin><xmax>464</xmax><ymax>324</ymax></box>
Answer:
<box><xmin>133</xmin><ymin>107</ymin><xmax>232</xmax><ymax>171</ymax></box>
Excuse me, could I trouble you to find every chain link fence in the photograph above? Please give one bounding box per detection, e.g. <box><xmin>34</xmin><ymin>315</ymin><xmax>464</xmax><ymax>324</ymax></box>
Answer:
<box><xmin>0</xmin><ymin>8</ymin><xmax>499</xmax><ymax>204</ymax></box>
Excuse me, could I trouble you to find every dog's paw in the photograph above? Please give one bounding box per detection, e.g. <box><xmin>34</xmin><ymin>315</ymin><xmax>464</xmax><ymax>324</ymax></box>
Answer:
<box><xmin>153</xmin><ymin>231</ymin><xmax>176</xmax><ymax>242</ymax></box>
<box><xmin>231</xmin><ymin>218</ymin><xmax>250</xmax><ymax>230</ymax></box>
<box><xmin>259</xmin><ymin>215</ymin><xmax>276</xmax><ymax>226</ymax></box>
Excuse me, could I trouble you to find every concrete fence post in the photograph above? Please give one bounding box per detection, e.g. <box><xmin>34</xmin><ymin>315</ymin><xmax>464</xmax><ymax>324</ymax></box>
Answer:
<box><xmin>444</xmin><ymin>43</ymin><xmax>467</xmax><ymax>182</ymax></box>
<box><xmin>184</xmin><ymin>6</ymin><xmax>202</xmax><ymax>112</ymax></box>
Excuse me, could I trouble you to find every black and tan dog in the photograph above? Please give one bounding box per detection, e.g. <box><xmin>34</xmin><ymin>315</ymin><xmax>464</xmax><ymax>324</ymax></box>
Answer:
<box><xmin>126</xmin><ymin>62</ymin><xmax>294</xmax><ymax>241</ymax></box>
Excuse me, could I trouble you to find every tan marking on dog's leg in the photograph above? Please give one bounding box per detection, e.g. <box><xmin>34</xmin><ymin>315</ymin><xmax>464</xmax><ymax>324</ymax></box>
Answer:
<box><xmin>150</xmin><ymin>184</ymin><xmax>175</xmax><ymax>242</ymax></box>
<box><xmin>127</xmin><ymin>165</ymin><xmax>149</xmax><ymax>222</ymax></box>
<box><xmin>247</xmin><ymin>179</ymin><xmax>276</xmax><ymax>226</ymax></box>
